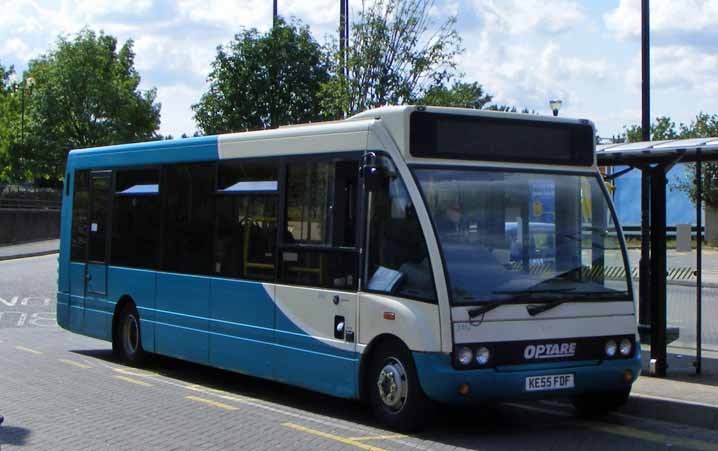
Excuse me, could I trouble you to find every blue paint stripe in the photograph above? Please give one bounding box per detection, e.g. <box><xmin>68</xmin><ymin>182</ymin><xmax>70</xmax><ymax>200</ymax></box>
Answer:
<box><xmin>143</xmin><ymin>319</ymin><xmax>358</xmax><ymax>362</ymax></box>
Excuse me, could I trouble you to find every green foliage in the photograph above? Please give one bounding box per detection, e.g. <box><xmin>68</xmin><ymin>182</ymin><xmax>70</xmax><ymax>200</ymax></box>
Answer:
<box><xmin>626</xmin><ymin>113</ymin><xmax>718</xmax><ymax>207</ymax></box>
<box><xmin>193</xmin><ymin>18</ymin><xmax>329</xmax><ymax>134</ymax></box>
<box><xmin>418</xmin><ymin>82</ymin><xmax>492</xmax><ymax>109</ymax></box>
<box><xmin>19</xmin><ymin>29</ymin><xmax>160</xmax><ymax>183</ymax></box>
<box><xmin>320</xmin><ymin>0</ymin><xmax>462</xmax><ymax>117</ymax></box>
<box><xmin>0</xmin><ymin>62</ymin><xmax>20</xmax><ymax>183</ymax></box>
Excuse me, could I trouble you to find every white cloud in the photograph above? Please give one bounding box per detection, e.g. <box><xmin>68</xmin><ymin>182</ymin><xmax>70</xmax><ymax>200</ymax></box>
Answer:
<box><xmin>472</xmin><ymin>0</ymin><xmax>586</xmax><ymax>35</ymax></box>
<box><xmin>154</xmin><ymin>83</ymin><xmax>203</xmax><ymax>137</ymax></box>
<box><xmin>605</xmin><ymin>0</ymin><xmax>718</xmax><ymax>41</ymax></box>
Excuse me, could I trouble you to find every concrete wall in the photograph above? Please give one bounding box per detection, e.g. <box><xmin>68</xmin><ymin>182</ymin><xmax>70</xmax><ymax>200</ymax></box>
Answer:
<box><xmin>0</xmin><ymin>209</ymin><xmax>60</xmax><ymax>245</ymax></box>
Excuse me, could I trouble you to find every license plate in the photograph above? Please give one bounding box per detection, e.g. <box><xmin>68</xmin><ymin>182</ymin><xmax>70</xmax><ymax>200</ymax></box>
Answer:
<box><xmin>525</xmin><ymin>374</ymin><xmax>574</xmax><ymax>392</ymax></box>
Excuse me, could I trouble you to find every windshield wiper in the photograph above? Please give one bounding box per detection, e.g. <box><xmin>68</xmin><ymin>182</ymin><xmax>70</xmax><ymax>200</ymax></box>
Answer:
<box><xmin>468</xmin><ymin>301</ymin><xmax>503</xmax><ymax>318</ymax></box>
<box><xmin>526</xmin><ymin>291</ymin><xmax>629</xmax><ymax>316</ymax></box>
<box><xmin>468</xmin><ymin>287</ymin><xmax>575</xmax><ymax>318</ymax></box>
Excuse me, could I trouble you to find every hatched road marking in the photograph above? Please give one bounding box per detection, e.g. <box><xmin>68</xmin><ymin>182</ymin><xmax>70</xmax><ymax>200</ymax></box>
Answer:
<box><xmin>15</xmin><ymin>345</ymin><xmax>42</xmax><ymax>354</ymax></box>
<box><xmin>59</xmin><ymin>358</ymin><xmax>92</xmax><ymax>369</ymax></box>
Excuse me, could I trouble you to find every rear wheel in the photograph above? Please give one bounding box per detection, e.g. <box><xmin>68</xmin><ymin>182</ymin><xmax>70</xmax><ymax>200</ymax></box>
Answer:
<box><xmin>115</xmin><ymin>304</ymin><xmax>147</xmax><ymax>366</ymax></box>
<box><xmin>367</xmin><ymin>341</ymin><xmax>433</xmax><ymax>432</ymax></box>
<box><xmin>572</xmin><ymin>387</ymin><xmax>631</xmax><ymax>418</ymax></box>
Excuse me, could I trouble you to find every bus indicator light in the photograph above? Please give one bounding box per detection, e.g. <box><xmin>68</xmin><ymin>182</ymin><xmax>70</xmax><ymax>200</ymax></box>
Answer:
<box><xmin>458</xmin><ymin>383</ymin><xmax>470</xmax><ymax>396</ymax></box>
<box><xmin>383</xmin><ymin>312</ymin><xmax>396</xmax><ymax>320</ymax></box>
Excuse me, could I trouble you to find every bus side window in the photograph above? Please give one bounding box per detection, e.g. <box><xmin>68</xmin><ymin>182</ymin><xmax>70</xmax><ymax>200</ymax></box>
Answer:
<box><xmin>71</xmin><ymin>170</ymin><xmax>90</xmax><ymax>261</ymax></box>
<box><xmin>280</xmin><ymin>157</ymin><xmax>359</xmax><ymax>290</ymax></box>
<box><xmin>366</xmin><ymin>158</ymin><xmax>436</xmax><ymax>303</ymax></box>
<box><xmin>162</xmin><ymin>162</ymin><xmax>215</xmax><ymax>276</ymax></box>
<box><xmin>215</xmin><ymin>159</ymin><xmax>279</xmax><ymax>281</ymax></box>
<box><xmin>112</xmin><ymin>168</ymin><xmax>161</xmax><ymax>269</ymax></box>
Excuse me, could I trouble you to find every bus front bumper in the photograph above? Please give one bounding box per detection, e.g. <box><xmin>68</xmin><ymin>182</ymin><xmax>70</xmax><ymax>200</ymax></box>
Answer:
<box><xmin>412</xmin><ymin>351</ymin><xmax>641</xmax><ymax>404</ymax></box>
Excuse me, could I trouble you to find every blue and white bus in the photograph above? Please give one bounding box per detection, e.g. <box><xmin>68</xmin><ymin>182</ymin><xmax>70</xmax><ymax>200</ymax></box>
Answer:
<box><xmin>57</xmin><ymin>106</ymin><xmax>640</xmax><ymax>431</ymax></box>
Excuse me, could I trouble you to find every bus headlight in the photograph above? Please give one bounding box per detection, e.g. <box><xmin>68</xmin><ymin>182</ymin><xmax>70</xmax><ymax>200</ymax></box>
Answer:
<box><xmin>457</xmin><ymin>347</ymin><xmax>473</xmax><ymax>366</ymax></box>
<box><xmin>605</xmin><ymin>339</ymin><xmax>617</xmax><ymax>357</ymax></box>
<box><xmin>475</xmin><ymin>347</ymin><xmax>490</xmax><ymax>365</ymax></box>
<box><xmin>619</xmin><ymin>338</ymin><xmax>632</xmax><ymax>356</ymax></box>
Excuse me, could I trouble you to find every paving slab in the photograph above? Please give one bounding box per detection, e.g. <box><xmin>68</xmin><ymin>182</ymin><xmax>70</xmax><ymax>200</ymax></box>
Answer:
<box><xmin>0</xmin><ymin>239</ymin><xmax>59</xmax><ymax>260</ymax></box>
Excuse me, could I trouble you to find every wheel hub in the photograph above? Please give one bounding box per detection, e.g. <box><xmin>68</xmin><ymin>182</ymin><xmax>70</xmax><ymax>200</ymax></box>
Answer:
<box><xmin>124</xmin><ymin>314</ymin><xmax>139</xmax><ymax>355</ymax></box>
<box><xmin>376</xmin><ymin>357</ymin><xmax>408</xmax><ymax>412</ymax></box>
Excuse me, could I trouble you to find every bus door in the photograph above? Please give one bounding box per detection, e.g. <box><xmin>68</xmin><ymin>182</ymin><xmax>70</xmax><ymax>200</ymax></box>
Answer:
<box><xmin>273</xmin><ymin>158</ymin><xmax>360</xmax><ymax>398</ymax></box>
<box><xmin>85</xmin><ymin>171</ymin><xmax>111</xmax><ymax>298</ymax></box>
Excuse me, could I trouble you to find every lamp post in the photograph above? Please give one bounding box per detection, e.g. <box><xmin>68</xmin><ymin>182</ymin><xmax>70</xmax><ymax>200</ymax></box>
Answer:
<box><xmin>10</xmin><ymin>75</ymin><xmax>34</xmax><ymax>145</ymax></box>
<box><xmin>549</xmin><ymin>99</ymin><xmax>562</xmax><ymax>117</ymax></box>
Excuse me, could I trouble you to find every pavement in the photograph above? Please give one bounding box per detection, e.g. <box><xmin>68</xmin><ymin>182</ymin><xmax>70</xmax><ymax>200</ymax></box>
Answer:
<box><xmin>0</xmin><ymin>239</ymin><xmax>59</xmax><ymax>261</ymax></box>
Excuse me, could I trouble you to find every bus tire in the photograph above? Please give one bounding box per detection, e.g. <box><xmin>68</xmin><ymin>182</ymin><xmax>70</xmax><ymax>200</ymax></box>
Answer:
<box><xmin>368</xmin><ymin>341</ymin><xmax>433</xmax><ymax>432</ymax></box>
<box><xmin>116</xmin><ymin>303</ymin><xmax>147</xmax><ymax>366</ymax></box>
<box><xmin>572</xmin><ymin>387</ymin><xmax>631</xmax><ymax>418</ymax></box>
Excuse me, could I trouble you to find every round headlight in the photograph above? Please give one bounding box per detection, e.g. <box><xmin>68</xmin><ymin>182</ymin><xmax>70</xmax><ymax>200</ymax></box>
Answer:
<box><xmin>619</xmin><ymin>338</ymin><xmax>632</xmax><ymax>356</ymax></box>
<box><xmin>605</xmin><ymin>340</ymin><xmax>617</xmax><ymax>357</ymax></box>
<box><xmin>476</xmin><ymin>347</ymin><xmax>490</xmax><ymax>365</ymax></box>
<box><xmin>457</xmin><ymin>347</ymin><xmax>473</xmax><ymax>366</ymax></box>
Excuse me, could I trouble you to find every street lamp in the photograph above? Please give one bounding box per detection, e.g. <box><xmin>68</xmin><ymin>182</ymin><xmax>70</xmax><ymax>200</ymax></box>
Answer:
<box><xmin>10</xmin><ymin>75</ymin><xmax>34</xmax><ymax>145</ymax></box>
<box><xmin>549</xmin><ymin>99</ymin><xmax>562</xmax><ymax>117</ymax></box>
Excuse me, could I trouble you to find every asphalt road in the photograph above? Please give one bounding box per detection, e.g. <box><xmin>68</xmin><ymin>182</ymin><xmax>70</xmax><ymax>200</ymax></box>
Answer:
<box><xmin>1</xmin><ymin>254</ymin><xmax>718</xmax><ymax>450</ymax></box>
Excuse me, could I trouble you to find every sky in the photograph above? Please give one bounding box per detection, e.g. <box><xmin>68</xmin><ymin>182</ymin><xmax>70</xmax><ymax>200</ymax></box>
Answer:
<box><xmin>1</xmin><ymin>0</ymin><xmax>717</xmax><ymax>139</ymax></box>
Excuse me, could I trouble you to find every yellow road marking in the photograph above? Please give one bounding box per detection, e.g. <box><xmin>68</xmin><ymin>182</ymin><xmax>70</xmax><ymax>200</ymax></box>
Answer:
<box><xmin>59</xmin><ymin>359</ymin><xmax>91</xmax><ymax>369</ymax></box>
<box><xmin>585</xmin><ymin>423</ymin><xmax>718</xmax><ymax>451</ymax></box>
<box><xmin>112</xmin><ymin>367</ymin><xmax>157</xmax><ymax>377</ymax></box>
<box><xmin>15</xmin><ymin>346</ymin><xmax>42</xmax><ymax>355</ymax></box>
<box><xmin>348</xmin><ymin>434</ymin><xmax>407</xmax><ymax>441</ymax></box>
<box><xmin>113</xmin><ymin>375</ymin><xmax>154</xmax><ymax>387</ymax></box>
<box><xmin>185</xmin><ymin>395</ymin><xmax>238</xmax><ymax>411</ymax></box>
<box><xmin>282</xmin><ymin>423</ymin><xmax>389</xmax><ymax>451</ymax></box>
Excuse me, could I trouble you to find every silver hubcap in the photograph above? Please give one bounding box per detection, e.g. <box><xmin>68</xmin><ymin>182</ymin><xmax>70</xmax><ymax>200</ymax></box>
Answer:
<box><xmin>376</xmin><ymin>357</ymin><xmax>408</xmax><ymax>412</ymax></box>
<box><xmin>124</xmin><ymin>314</ymin><xmax>139</xmax><ymax>355</ymax></box>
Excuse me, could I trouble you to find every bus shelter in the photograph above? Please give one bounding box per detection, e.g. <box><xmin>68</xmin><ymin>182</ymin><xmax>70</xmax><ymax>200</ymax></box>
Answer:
<box><xmin>597</xmin><ymin>138</ymin><xmax>718</xmax><ymax>376</ymax></box>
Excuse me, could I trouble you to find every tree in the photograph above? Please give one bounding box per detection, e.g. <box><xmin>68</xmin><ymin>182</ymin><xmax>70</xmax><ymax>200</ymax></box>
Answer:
<box><xmin>320</xmin><ymin>0</ymin><xmax>462</xmax><ymax>117</ymax></box>
<box><xmin>419</xmin><ymin>81</ymin><xmax>492</xmax><ymax>109</ymax></box>
<box><xmin>193</xmin><ymin>18</ymin><xmax>329</xmax><ymax>134</ymax></box>
<box><xmin>623</xmin><ymin>116</ymin><xmax>678</xmax><ymax>142</ymax></box>
<box><xmin>20</xmin><ymin>29</ymin><xmax>160</xmax><ymax>183</ymax></box>
<box><xmin>0</xmin><ymin>62</ymin><xmax>20</xmax><ymax>183</ymax></box>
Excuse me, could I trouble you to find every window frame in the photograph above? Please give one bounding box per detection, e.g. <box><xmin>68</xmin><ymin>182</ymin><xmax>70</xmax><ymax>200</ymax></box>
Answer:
<box><xmin>276</xmin><ymin>151</ymin><xmax>363</xmax><ymax>292</ymax></box>
<box><xmin>361</xmin><ymin>152</ymin><xmax>439</xmax><ymax>304</ymax></box>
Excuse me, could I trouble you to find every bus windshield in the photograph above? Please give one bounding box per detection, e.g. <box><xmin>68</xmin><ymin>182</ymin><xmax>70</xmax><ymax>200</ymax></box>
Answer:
<box><xmin>413</xmin><ymin>168</ymin><xmax>630</xmax><ymax>306</ymax></box>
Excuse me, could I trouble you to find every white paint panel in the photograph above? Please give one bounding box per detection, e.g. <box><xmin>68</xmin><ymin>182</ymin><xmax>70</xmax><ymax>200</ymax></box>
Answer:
<box><xmin>453</xmin><ymin>314</ymin><xmax>636</xmax><ymax>343</ymax></box>
<box><xmin>358</xmin><ymin>292</ymin><xmax>441</xmax><ymax>352</ymax></box>
<box><xmin>451</xmin><ymin>301</ymin><xmax>635</xmax><ymax>322</ymax></box>
<box><xmin>273</xmin><ymin>284</ymin><xmax>357</xmax><ymax>354</ymax></box>
<box><xmin>218</xmin><ymin>125</ymin><xmax>370</xmax><ymax>159</ymax></box>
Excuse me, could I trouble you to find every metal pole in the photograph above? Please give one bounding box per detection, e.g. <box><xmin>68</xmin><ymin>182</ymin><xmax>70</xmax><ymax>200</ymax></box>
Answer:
<box><xmin>20</xmin><ymin>82</ymin><xmax>25</xmax><ymax>145</ymax></box>
<box><xmin>639</xmin><ymin>170</ymin><xmax>651</xmax><ymax>327</ymax></box>
<box><xmin>273</xmin><ymin>0</ymin><xmax>278</xmax><ymax>25</ymax></box>
<box><xmin>650</xmin><ymin>166</ymin><xmax>667</xmax><ymax>377</ymax></box>
<box><xmin>641</xmin><ymin>0</ymin><xmax>650</xmax><ymax>142</ymax></box>
<box><xmin>695</xmin><ymin>150</ymin><xmax>703</xmax><ymax>374</ymax></box>
<box><xmin>340</xmin><ymin>0</ymin><xmax>347</xmax><ymax>66</ymax></box>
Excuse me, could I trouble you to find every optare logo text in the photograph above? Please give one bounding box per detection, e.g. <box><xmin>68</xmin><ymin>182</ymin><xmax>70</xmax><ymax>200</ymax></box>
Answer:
<box><xmin>524</xmin><ymin>342</ymin><xmax>576</xmax><ymax>360</ymax></box>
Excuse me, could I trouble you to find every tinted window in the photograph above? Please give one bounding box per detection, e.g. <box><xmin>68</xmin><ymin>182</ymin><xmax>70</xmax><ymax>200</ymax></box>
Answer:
<box><xmin>215</xmin><ymin>160</ymin><xmax>278</xmax><ymax>281</ymax></box>
<box><xmin>366</xmin><ymin>156</ymin><xmax>436</xmax><ymax>302</ymax></box>
<box><xmin>163</xmin><ymin>163</ymin><xmax>215</xmax><ymax>275</ymax></box>
<box><xmin>285</xmin><ymin>159</ymin><xmax>357</xmax><ymax>247</ymax></box>
<box><xmin>71</xmin><ymin>170</ymin><xmax>89</xmax><ymax>261</ymax></box>
<box><xmin>111</xmin><ymin>168</ymin><xmax>161</xmax><ymax>269</ymax></box>
<box><xmin>88</xmin><ymin>172</ymin><xmax>111</xmax><ymax>262</ymax></box>
<box><xmin>281</xmin><ymin>157</ymin><xmax>360</xmax><ymax>290</ymax></box>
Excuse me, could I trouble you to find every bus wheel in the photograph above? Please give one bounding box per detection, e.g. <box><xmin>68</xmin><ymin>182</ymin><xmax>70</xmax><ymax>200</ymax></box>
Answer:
<box><xmin>368</xmin><ymin>341</ymin><xmax>433</xmax><ymax>432</ymax></box>
<box><xmin>572</xmin><ymin>387</ymin><xmax>631</xmax><ymax>418</ymax></box>
<box><xmin>116</xmin><ymin>304</ymin><xmax>147</xmax><ymax>366</ymax></box>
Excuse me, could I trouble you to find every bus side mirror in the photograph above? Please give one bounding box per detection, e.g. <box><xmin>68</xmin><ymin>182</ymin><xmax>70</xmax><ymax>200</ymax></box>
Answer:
<box><xmin>362</xmin><ymin>152</ymin><xmax>390</xmax><ymax>192</ymax></box>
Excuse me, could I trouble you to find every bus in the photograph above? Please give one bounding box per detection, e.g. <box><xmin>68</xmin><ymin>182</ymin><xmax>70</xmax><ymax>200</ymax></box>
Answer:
<box><xmin>57</xmin><ymin>106</ymin><xmax>640</xmax><ymax>431</ymax></box>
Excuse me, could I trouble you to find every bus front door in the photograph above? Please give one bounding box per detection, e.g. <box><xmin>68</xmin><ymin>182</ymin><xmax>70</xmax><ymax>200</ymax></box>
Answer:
<box><xmin>84</xmin><ymin>171</ymin><xmax>111</xmax><ymax>338</ymax></box>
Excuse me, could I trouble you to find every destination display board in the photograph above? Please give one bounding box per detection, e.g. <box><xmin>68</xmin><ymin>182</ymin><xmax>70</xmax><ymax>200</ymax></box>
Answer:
<box><xmin>410</xmin><ymin>112</ymin><xmax>595</xmax><ymax>166</ymax></box>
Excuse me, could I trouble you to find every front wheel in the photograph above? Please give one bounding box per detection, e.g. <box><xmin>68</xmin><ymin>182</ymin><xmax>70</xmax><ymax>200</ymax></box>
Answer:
<box><xmin>368</xmin><ymin>341</ymin><xmax>433</xmax><ymax>432</ymax></box>
<box><xmin>115</xmin><ymin>304</ymin><xmax>147</xmax><ymax>366</ymax></box>
<box><xmin>572</xmin><ymin>387</ymin><xmax>631</xmax><ymax>418</ymax></box>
